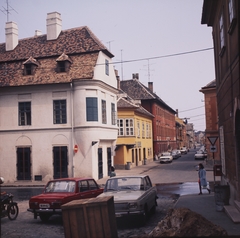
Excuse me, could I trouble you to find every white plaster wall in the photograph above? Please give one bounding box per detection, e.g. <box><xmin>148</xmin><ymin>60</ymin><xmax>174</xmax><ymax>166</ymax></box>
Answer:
<box><xmin>93</xmin><ymin>52</ymin><xmax>117</xmax><ymax>88</ymax></box>
<box><xmin>0</xmin><ymin>81</ymin><xmax>118</xmax><ymax>183</ymax></box>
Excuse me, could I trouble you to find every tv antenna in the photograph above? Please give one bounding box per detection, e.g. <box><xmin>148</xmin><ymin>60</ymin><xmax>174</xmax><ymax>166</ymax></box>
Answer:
<box><xmin>1</xmin><ymin>0</ymin><xmax>18</xmax><ymax>22</ymax></box>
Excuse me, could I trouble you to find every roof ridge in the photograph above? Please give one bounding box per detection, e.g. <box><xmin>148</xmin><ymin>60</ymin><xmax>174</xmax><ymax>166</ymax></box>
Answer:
<box><xmin>134</xmin><ymin>79</ymin><xmax>156</xmax><ymax>99</ymax></box>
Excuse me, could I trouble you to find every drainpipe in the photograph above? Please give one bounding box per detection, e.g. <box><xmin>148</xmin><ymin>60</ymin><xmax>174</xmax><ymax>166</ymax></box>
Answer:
<box><xmin>70</xmin><ymin>82</ymin><xmax>74</xmax><ymax>177</ymax></box>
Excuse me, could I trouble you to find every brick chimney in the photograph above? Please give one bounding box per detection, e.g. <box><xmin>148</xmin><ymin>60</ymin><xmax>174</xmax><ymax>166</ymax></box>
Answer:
<box><xmin>5</xmin><ymin>22</ymin><xmax>18</xmax><ymax>51</ymax></box>
<box><xmin>46</xmin><ymin>12</ymin><xmax>62</xmax><ymax>40</ymax></box>
<box><xmin>148</xmin><ymin>82</ymin><xmax>153</xmax><ymax>92</ymax></box>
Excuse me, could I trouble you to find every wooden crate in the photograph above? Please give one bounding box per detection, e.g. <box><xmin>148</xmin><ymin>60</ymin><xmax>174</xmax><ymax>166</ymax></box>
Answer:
<box><xmin>62</xmin><ymin>196</ymin><xmax>118</xmax><ymax>238</ymax></box>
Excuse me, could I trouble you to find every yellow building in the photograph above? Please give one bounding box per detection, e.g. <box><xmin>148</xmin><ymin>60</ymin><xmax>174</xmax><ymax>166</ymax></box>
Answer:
<box><xmin>114</xmin><ymin>96</ymin><xmax>154</xmax><ymax>169</ymax></box>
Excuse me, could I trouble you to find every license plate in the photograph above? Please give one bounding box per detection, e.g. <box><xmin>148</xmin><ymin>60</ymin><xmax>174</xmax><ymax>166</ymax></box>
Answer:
<box><xmin>39</xmin><ymin>203</ymin><xmax>50</xmax><ymax>209</ymax></box>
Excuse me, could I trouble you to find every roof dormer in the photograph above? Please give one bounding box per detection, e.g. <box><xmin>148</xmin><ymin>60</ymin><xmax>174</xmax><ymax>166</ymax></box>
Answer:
<box><xmin>23</xmin><ymin>56</ymin><xmax>39</xmax><ymax>75</ymax></box>
<box><xmin>56</xmin><ymin>53</ymin><xmax>72</xmax><ymax>73</ymax></box>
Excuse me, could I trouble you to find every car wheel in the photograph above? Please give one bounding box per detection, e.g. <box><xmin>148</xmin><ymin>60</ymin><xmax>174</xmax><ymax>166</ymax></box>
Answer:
<box><xmin>39</xmin><ymin>214</ymin><xmax>51</xmax><ymax>222</ymax></box>
<box><xmin>139</xmin><ymin>205</ymin><xmax>148</xmax><ymax>226</ymax></box>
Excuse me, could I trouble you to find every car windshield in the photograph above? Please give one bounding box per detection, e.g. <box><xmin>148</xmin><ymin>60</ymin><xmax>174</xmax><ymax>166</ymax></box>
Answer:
<box><xmin>45</xmin><ymin>181</ymin><xmax>76</xmax><ymax>193</ymax></box>
<box><xmin>162</xmin><ymin>152</ymin><xmax>170</xmax><ymax>156</ymax></box>
<box><xmin>104</xmin><ymin>177</ymin><xmax>143</xmax><ymax>191</ymax></box>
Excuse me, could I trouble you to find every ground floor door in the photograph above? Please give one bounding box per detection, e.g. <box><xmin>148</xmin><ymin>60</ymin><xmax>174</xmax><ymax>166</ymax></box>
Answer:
<box><xmin>53</xmin><ymin>146</ymin><xmax>68</xmax><ymax>179</ymax></box>
<box><xmin>17</xmin><ymin>147</ymin><xmax>31</xmax><ymax>180</ymax></box>
<box><xmin>107</xmin><ymin>147</ymin><xmax>112</xmax><ymax>176</ymax></box>
<box><xmin>98</xmin><ymin>148</ymin><xmax>103</xmax><ymax>179</ymax></box>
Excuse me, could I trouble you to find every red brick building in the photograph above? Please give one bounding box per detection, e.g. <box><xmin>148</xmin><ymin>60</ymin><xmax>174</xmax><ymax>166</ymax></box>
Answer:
<box><xmin>202</xmin><ymin>0</ymin><xmax>240</xmax><ymax>207</ymax></box>
<box><xmin>200</xmin><ymin>80</ymin><xmax>220</xmax><ymax>164</ymax></box>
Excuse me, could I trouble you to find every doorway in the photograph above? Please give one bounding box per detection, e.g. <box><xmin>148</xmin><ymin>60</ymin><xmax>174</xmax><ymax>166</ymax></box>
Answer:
<box><xmin>53</xmin><ymin>146</ymin><xmax>68</xmax><ymax>179</ymax></box>
<box><xmin>17</xmin><ymin>147</ymin><xmax>31</xmax><ymax>180</ymax></box>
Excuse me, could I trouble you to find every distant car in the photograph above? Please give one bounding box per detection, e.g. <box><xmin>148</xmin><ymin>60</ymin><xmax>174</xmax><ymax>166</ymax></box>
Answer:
<box><xmin>180</xmin><ymin>147</ymin><xmax>187</xmax><ymax>154</ymax></box>
<box><xmin>27</xmin><ymin>177</ymin><xmax>103</xmax><ymax>222</ymax></box>
<box><xmin>194</xmin><ymin>150</ymin><xmax>205</xmax><ymax>160</ymax></box>
<box><xmin>97</xmin><ymin>175</ymin><xmax>157</xmax><ymax>225</ymax></box>
<box><xmin>159</xmin><ymin>152</ymin><xmax>173</xmax><ymax>163</ymax></box>
<box><xmin>171</xmin><ymin>149</ymin><xmax>181</xmax><ymax>159</ymax></box>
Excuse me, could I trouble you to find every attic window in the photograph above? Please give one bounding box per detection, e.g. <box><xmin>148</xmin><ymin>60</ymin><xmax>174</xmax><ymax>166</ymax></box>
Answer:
<box><xmin>56</xmin><ymin>53</ymin><xmax>72</xmax><ymax>73</ymax></box>
<box><xmin>57</xmin><ymin>61</ymin><xmax>66</xmax><ymax>72</ymax></box>
<box><xmin>25</xmin><ymin>64</ymin><xmax>34</xmax><ymax>75</ymax></box>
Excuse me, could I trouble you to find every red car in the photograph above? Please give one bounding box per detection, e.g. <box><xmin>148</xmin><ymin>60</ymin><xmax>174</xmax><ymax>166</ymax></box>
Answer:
<box><xmin>27</xmin><ymin>177</ymin><xmax>103</xmax><ymax>222</ymax></box>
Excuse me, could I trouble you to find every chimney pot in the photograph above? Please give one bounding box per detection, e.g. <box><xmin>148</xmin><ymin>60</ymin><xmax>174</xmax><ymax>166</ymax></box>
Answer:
<box><xmin>35</xmin><ymin>30</ymin><xmax>42</xmax><ymax>36</ymax></box>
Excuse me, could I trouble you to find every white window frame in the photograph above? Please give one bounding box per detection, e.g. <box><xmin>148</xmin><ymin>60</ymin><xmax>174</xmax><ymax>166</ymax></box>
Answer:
<box><xmin>126</xmin><ymin>119</ymin><xmax>134</xmax><ymax>136</ymax></box>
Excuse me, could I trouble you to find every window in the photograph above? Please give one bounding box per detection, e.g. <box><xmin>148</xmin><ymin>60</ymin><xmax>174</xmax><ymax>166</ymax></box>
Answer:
<box><xmin>117</xmin><ymin>119</ymin><xmax>124</xmax><ymax>136</ymax></box>
<box><xmin>53</xmin><ymin>100</ymin><xmax>67</xmax><ymax>124</ymax></box>
<box><xmin>86</xmin><ymin>97</ymin><xmax>98</xmax><ymax>121</ymax></box>
<box><xmin>229</xmin><ymin>0</ymin><xmax>235</xmax><ymax>23</ymax></box>
<box><xmin>228</xmin><ymin>0</ymin><xmax>236</xmax><ymax>33</ymax></box>
<box><xmin>126</xmin><ymin>119</ymin><xmax>134</xmax><ymax>136</ymax></box>
<box><xmin>24</xmin><ymin>64</ymin><xmax>34</xmax><ymax>75</ymax></box>
<box><xmin>136</xmin><ymin>121</ymin><xmax>140</xmax><ymax>138</ymax></box>
<box><xmin>102</xmin><ymin>100</ymin><xmax>107</xmax><ymax>124</ymax></box>
<box><xmin>19</xmin><ymin>102</ymin><xmax>31</xmax><ymax>126</ymax></box>
<box><xmin>57</xmin><ymin>61</ymin><xmax>66</xmax><ymax>72</ymax></box>
<box><xmin>219</xmin><ymin>12</ymin><xmax>225</xmax><ymax>53</ymax></box>
<box><xmin>142</xmin><ymin>122</ymin><xmax>145</xmax><ymax>138</ymax></box>
<box><xmin>111</xmin><ymin>103</ymin><xmax>116</xmax><ymax>125</ymax></box>
<box><xmin>105</xmin><ymin>59</ymin><xmax>109</xmax><ymax>75</ymax></box>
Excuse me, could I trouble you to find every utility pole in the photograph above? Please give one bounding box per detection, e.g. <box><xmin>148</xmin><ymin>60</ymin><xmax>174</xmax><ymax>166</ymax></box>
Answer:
<box><xmin>106</xmin><ymin>40</ymin><xmax>114</xmax><ymax>51</ymax></box>
<box><xmin>121</xmin><ymin>49</ymin><xmax>123</xmax><ymax>80</ymax></box>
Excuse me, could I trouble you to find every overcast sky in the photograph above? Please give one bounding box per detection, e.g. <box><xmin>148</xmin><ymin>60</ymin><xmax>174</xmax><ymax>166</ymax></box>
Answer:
<box><xmin>0</xmin><ymin>0</ymin><xmax>215</xmax><ymax>131</ymax></box>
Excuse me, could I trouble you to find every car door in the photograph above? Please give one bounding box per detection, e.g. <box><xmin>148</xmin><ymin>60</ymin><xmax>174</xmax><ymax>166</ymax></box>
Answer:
<box><xmin>88</xmin><ymin>179</ymin><xmax>103</xmax><ymax>197</ymax></box>
<box><xmin>77</xmin><ymin>180</ymin><xmax>90</xmax><ymax>199</ymax></box>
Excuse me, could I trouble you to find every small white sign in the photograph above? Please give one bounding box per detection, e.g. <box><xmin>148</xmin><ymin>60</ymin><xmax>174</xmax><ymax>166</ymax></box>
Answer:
<box><xmin>210</xmin><ymin>145</ymin><xmax>217</xmax><ymax>152</ymax></box>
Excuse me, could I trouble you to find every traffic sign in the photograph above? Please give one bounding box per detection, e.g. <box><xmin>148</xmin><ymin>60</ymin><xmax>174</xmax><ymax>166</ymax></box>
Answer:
<box><xmin>210</xmin><ymin>145</ymin><xmax>217</xmax><ymax>152</ymax></box>
<box><xmin>207</xmin><ymin>136</ymin><xmax>218</xmax><ymax>146</ymax></box>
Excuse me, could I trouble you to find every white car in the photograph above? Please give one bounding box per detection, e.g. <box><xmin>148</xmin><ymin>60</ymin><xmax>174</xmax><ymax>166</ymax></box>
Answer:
<box><xmin>194</xmin><ymin>150</ymin><xmax>205</xmax><ymax>160</ymax></box>
<box><xmin>180</xmin><ymin>147</ymin><xmax>187</xmax><ymax>154</ymax></box>
<box><xmin>159</xmin><ymin>152</ymin><xmax>173</xmax><ymax>163</ymax></box>
<box><xmin>97</xmin><ymin>175</ymin><xmax>157</xmax><ymax>225</ymax></box>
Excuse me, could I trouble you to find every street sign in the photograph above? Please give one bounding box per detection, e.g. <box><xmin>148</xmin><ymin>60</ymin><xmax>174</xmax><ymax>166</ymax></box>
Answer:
<box><xmin>207</xmin><ymin>136</ymin><xmax>218</xmax><ymax>146</ymax></box>
<box><xmin>210</xmin><ymin>145</ymin><xmax>217</xmax><ymax>152</ymax></box>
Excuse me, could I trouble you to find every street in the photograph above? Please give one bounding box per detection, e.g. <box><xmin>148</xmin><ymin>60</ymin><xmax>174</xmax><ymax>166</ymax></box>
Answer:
<box><xmin>1</xmin><ymin>149</ymin><xmax>213</xmax><ymax>237</ymax></box>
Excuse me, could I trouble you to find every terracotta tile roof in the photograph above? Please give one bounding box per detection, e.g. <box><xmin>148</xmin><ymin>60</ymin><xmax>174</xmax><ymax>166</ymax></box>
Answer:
<box><xmin>0</xmin><ymin>26</ymin><xmax>112</xmax><ymax>62</ymax></box>
<box><xmin>0</xmin><ymin>26</ymin><xmax>113</xmax><ymax>87</ymax></box>
<box><xmin>120</xmin><ymin>79</ymin><xmax>176</xmax><ymax>113</ymax></box>
<box><xmin>117</xmin><ymin>94</ymin><xmax>154</xmax><ymax>118</ymax></box>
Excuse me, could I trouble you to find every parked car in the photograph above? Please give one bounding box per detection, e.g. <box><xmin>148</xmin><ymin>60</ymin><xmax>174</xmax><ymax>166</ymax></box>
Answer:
<box><xmin>194</xmin><ymin>150</ymin><xmax>205</xmax><ymax>160</ymax></box>
<box><xmin>97</xmin><ymin>175</ymin><xmax>157</xmax><ymax>225</ymax></box>
<box><xmin>27</xmin><ymin>177</ymin><xmax>103</xmax><ymax>222</ymax></box>
<box><xmin>180</xmin><ymin>147</ymin><xmax>188</xmax><ymax>154</ymax></box>
<box><xmin>159</xmin><ymin>152</ymin><xmax>173</xmax><ymax>163</ymax></box>
<box><xmin>171</xmin><ymin>149</ymin><xmax>181</xmax><ymax>159</ymax></box>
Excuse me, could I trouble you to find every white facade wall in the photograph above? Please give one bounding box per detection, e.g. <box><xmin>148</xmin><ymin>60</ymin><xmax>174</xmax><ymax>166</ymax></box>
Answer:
<box><xmin>0</xmin><ymin>53</ymin><xmax>118</xmax><ymax>183</ymax></box>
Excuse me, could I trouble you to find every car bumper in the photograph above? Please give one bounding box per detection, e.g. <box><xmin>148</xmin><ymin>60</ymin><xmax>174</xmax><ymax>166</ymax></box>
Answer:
<box><xmin>115</xmin><ymin>210</ymin><xmax>144</xmax><ymax>218</ymax></box>
<box><xmin>27</xmin><ymin>208</ymin><xmax>62</xmax><ymax>214</ymax></box>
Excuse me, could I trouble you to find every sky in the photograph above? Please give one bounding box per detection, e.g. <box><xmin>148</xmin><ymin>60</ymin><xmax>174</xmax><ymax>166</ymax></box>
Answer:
<box><xmin>0</xmin><ymin>0</ymin><xmax>215</xmax><ymax>132</ymax></box>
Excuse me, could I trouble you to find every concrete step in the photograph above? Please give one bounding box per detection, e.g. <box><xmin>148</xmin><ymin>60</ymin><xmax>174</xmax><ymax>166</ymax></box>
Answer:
<box><xmin>224</xmin><ymin>204</ymin><xmax>240</xmax><ymax>223</ymax></box>
<box><xmin>234</xmin><ymin>200</ymin><xmax>240</xmax><ymax>213</ymax></box>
